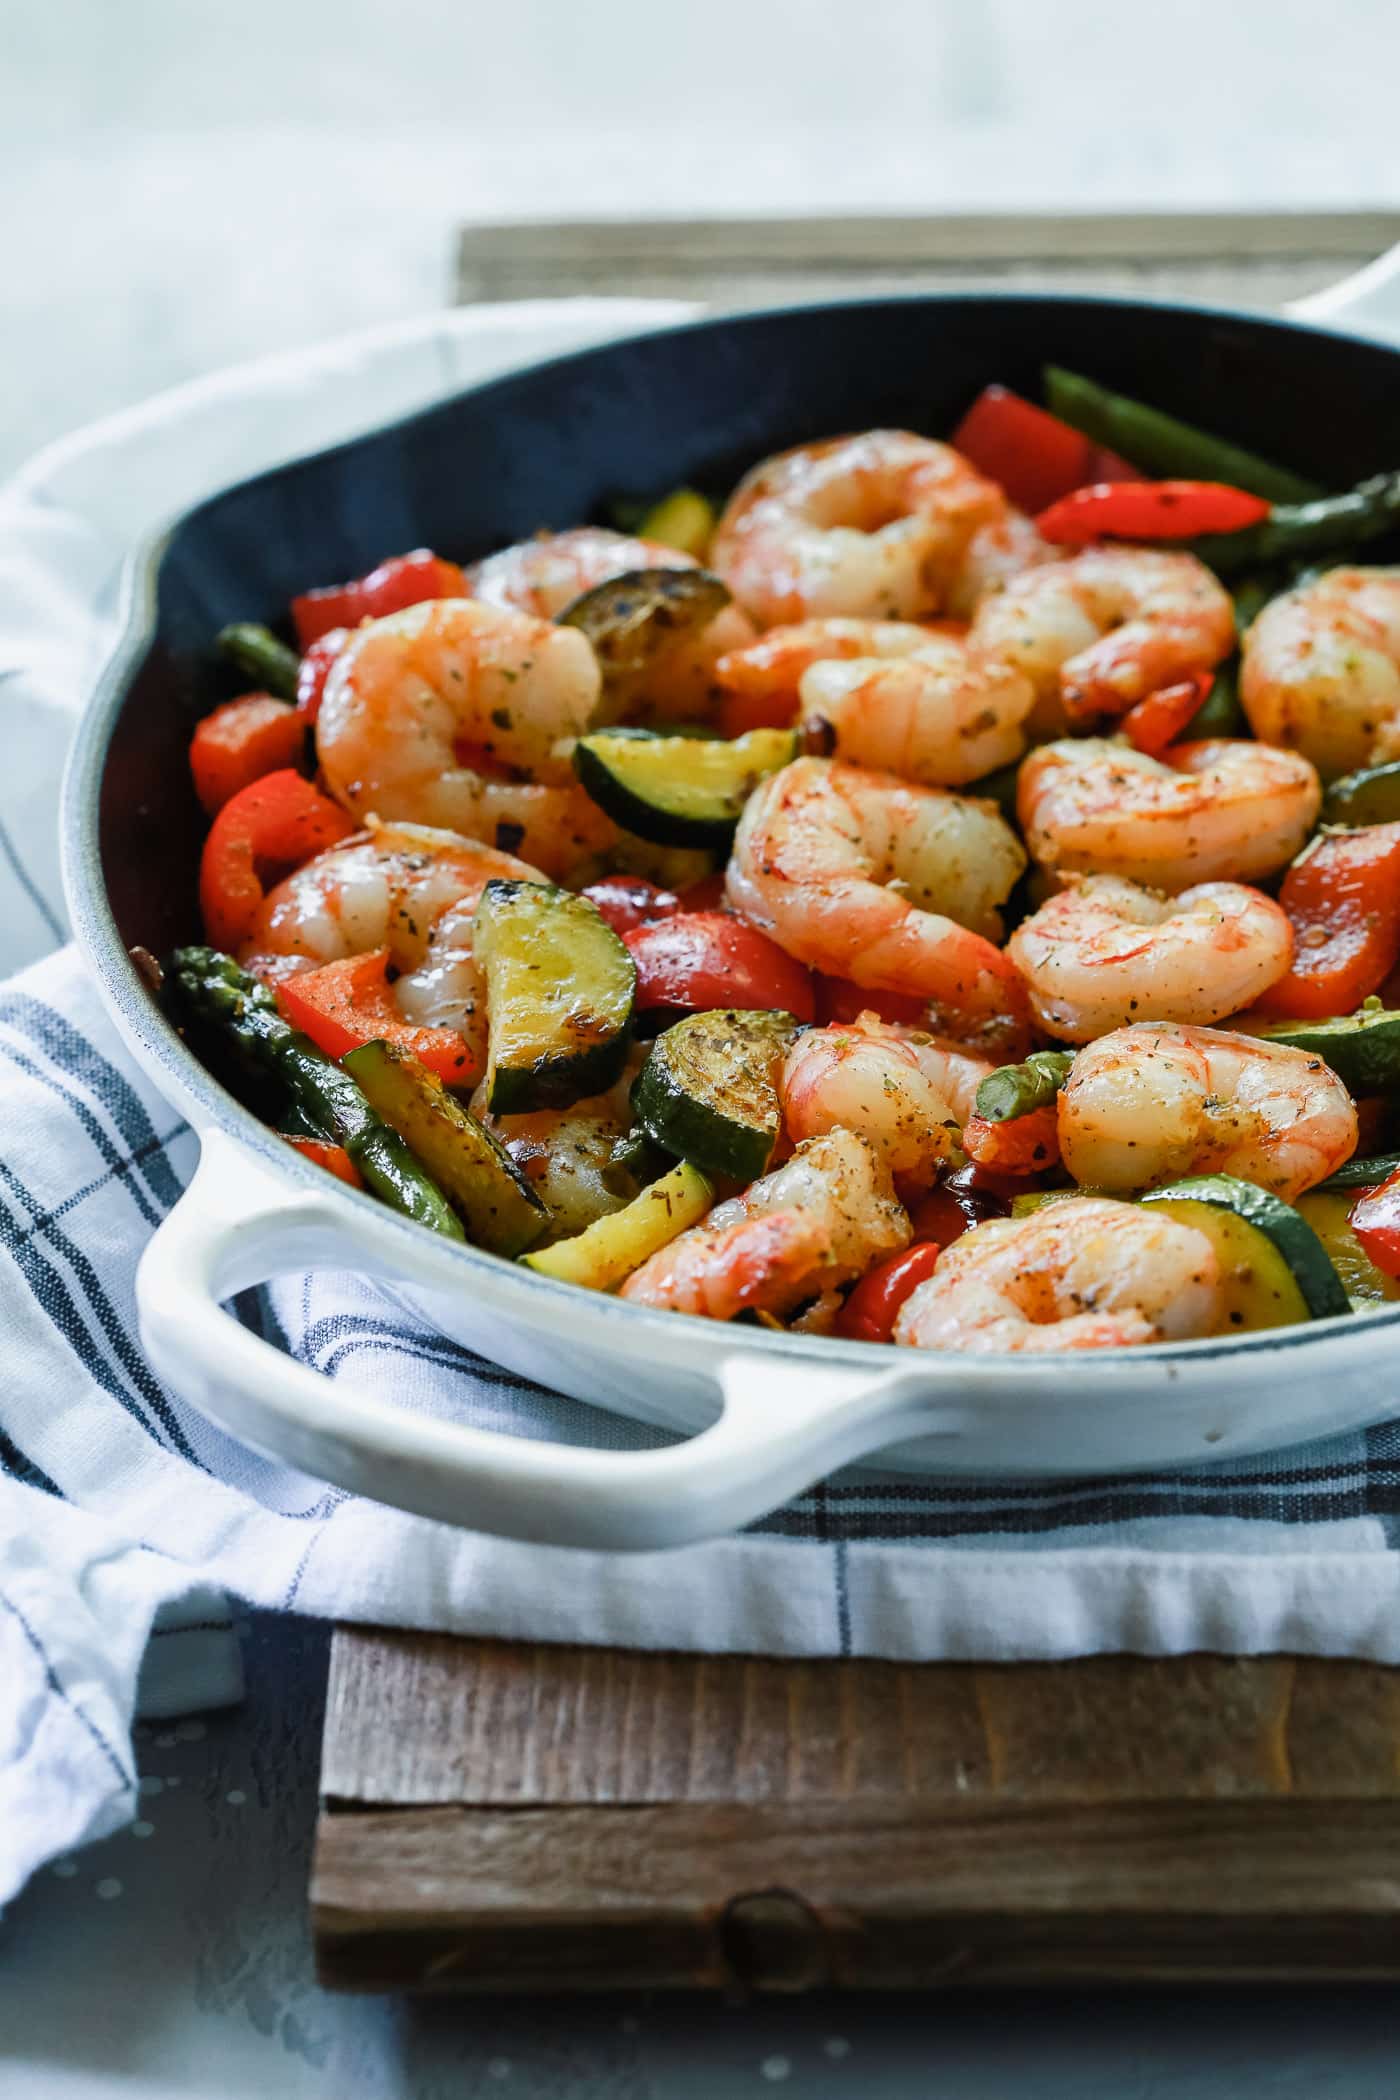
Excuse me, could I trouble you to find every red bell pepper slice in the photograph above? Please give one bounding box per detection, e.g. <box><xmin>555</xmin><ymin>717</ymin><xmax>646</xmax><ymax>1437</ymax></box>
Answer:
<box><xmin>295</xmin><ymin>627</ymin><xmax>351</xmax><ymax>723</ymax></box>
<box><xmin>276</xmin><ymin>950</ymin><xmax>477</xmax><ymax>1084</ymax></box>
<box><xmin>1252</xmin><ymin>823</ymin><xmax>1400</xmax><ymax>1021</ymax></box>
<box><xmin>282</xmin><ymin>1135</ymin><xmax>364</xmax><ymax>1188</ymax></box>
<box><xmin>1120</xmin><ymin>674</ymin><xmax>1213</xmax><ymax>757</ymax></box>
<box><xmin>1350</xmin><ymin>1166</ymin><xmax>1400</xmax><ymax>1280</ymax></box>
<box><xmin>199</xmin><ymin>770</ymin><xmax>355</xmax><ymax>954</ymax></box>
<box><xmin>904</xmin><ymin>1181</ymin><xmax>976</xmax><ymax>1247</ymax></box>
<box><xmin>950</xmin><ymin>385</ymin><xmax>1137</xmax><ymax>514</ymax></box>
<box><xmin>291</xmin><ymin>550</ymin><xmax>467</xmax><ymax>649</ymax></box>
<box><xmin>961</xmin><ymin>1104</ymin><xmax>1061</xmax><ymax>1176</ymax></box>
<box><xmin>835</xmin><ymin>1242</ymin><xmax>943</xmax><ymax>1344</ymax></box>
<box><xmin>580</xmin><ymin>875</ymin><xmax>681</xmax><ymax>937</ymax></box>
<box><xmin>814</xmin><ymin>973</ymin><xmax>929</xmax><ymax>1030</ymax></box>
<box><xmin>188</xmin><ymin>694</ymin><xmax>307</xmax><ymax>816</ymax></box>
<box><xmin>1035</xmin><ymin>479</ymin><xmax>1271</xmax><ymax>548</ymax></box>
<box><xmin>623</xmin><ymin>912</ymin><xmax>816</xmax><ymax>1022</ymax></box>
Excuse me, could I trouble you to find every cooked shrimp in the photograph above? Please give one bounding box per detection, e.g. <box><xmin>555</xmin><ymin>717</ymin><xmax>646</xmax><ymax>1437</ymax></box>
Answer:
<box><xmin>894</xmin><ymin>1198</ymin><xmax>1222</xmax><ymax>1353</ymax></box>
<box><xmin>710</xmin><ymin>431</ymin><xmax>1004</xmax><ymax>627</ymax></box>
<box><xmin>941</xmin><ymin>508</ymin><xmax>1061</xmax><ymax>621</ymax></box>
<box><xmin>620</xmin><ymin>1129</ymin><xmax>909</xmax><ymax>1321</ymax></box>
<box><xmin>1007</xmin><ymin>875</ymin><xmax>1295</xmax><ymax>1042</ymax></box>
<box><xmin>1058</xmin><ymin>1021</ymin><xmax>1358</xmax><ymax>1202</ymax></box>
<box><xmin>1241</xmin><ymin>566</ymin><xmax>1400</xmax><ymax>780</ymax></box>
<box><xmin>727</xmin><ymin>758</ymin><xmax>1029</xmax><ymax>1041</ymax></box>
<box><xmin>1018</xmin><ymin>736</ymin><xmax>1320</xmax><ymax>892</ymax></box>
<box><xmin>315</xmin><ymin>597</ymin><xmax>612</xmax><ymax>879</ymax></box>
<box><xmin>781</xmin><ymin>1012</ymin><xmax>990</xmax><ymax>1181</ymax></box>
<box><xmin>715</xmin><ymin>619</ymin><xmax>1032</xmax><ymax>781</ymax></box>
<box><xmin>477</xmin><ymin>1068</ymin><xmax>638</xmax><ymax>1243</ymax></box>
<box><xmin>248</xmin><ymin>819</ymin><xmax>536</xmax><ymax>1060</ymax></box>
<box><xmin>466</xmin><ymin>524</ymin><xmax>755</xmax><ymax>719</ymax></box>
<box><xmin>970</xmin><ymin>545</ymin><xmax>1234</xmax><ymax>734</ymax></box>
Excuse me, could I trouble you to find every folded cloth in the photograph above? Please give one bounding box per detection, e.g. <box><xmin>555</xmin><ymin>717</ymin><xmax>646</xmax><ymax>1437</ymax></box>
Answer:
<box><xmin>7</xmin><ymin>300</ymin><xmax>1400</xmax><ymax>1907</ymax></box>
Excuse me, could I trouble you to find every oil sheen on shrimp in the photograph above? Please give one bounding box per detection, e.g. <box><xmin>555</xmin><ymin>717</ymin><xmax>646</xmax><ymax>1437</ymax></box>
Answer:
<box><xmin>1007</xmin><ymin>875</ymin><xmax>1295</xmax><ymax>1041</ymax></box>
<box><xmin>1018</xmin><ymin>736</ymin><xmax>1320</xmax><ymax>892</ymax></box>
<box><xmin>465</xmin><ymin>524</ymin><xmax>755</xmax><ymax>719</ymax></box>
<box><xmin>315</xmin><ymin>597</ymin><xmax>613</xmax><ymax>879</ymax></box>
<box><xmin>727</xmin><ymin>757</ymin><xmax>1029</xmax><ymax>1039</ymax></box>
<box><xmin>798</xmin><ymin>625</ymin><xmax>1035</xmax><ymax>786</ymax></box>
<box><xmin>1241</xmin><ymin>566</ymin><xmax>1400</xmax><ymax>780</ymax></box>
<box><xmin>781</xmin><ymin>1012</ymin><xmax>991</xmax><ymax>1181</ymax></box>
<box><xmin>894</xmin><ymin>1198</ymin><xmax>1222</xmax><ymax>1354</ymax></box>
<box><xmin>619</xmin><ymin>1129</ymin><xmax>909</xmax><ymax>1322</ymax></box>
<box><xmin>710</xmin><ymin>431</ymin><xmax>1004</xmax><ymax>627</ymax></box>
<box><xmin>248</xmin><ymin>819</ymin><xmax>537</xmax><ymax>1060</ymax></box>
<box><xmin>970</xmin><ymin>545</ymin><xmax>1235</xmax><ymax>734</ymax></box>
<box><xmin>1058</xmin><ymin>1021</ymin><xmax>1358</xmax><ymax>1202</ymax></box>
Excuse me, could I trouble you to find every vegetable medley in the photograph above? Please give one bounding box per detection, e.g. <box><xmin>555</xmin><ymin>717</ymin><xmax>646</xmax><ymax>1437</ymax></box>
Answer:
<box><xmin>163</xmin><ymin>367</ymin><xmax>1400</xmax><ymax>1353</ymax></box>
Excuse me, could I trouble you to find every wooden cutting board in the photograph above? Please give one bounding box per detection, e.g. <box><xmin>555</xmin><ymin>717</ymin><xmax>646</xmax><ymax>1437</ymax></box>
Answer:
<box><xmin>312</xmin><ymin>1635</ymin><xmax>1400</xmax><ymax>1992</ymax></box>
<box><xmin>313</xmin><ymin>213</ymin><xmax>1400</xmax><ymax>1998</ymax></box>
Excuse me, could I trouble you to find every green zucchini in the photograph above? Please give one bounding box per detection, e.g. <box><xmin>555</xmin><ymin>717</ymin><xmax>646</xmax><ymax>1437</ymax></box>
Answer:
<box><xmin>573</xmin><ymin>727</ymin><xmax>797</xmax><ymax>847</ymax></box>
<box><xmin>1296</xmin><ymin>1190</ymin><xmax>1400</xmax><ymax>1308</ymax></box>
<box><xmin>631</xmin><ymin>1008</ymin><xmax>798</xmax><ymax>1181</ymax></box>
<box><xmin>522</xmin><ymin>1160</ymin><xmax>714</xmax><ymax>1290</ymax></box>
<box><xmin>1246</xmin><ymin>1001</ymin><xmax>1400</xmax><ymax>1094</ymax></box>
<box><xmin>636</xmin><ymin>488</ymin><xmax>716</xmax><ymax>560</ymax></box>
<box><xmin>342</xmin><ymin>1040</ymin><xmax>546</xmax><ymax>1256</ymax></box>
<box><xmin>1322</xmin><ymin>760</ymin><xmax>1400</xmax><ymax>827</ymax></box>
<box><xmin>1140</xmin><ymin>1173</ymin><xmax>1350</xmax><ymax>1329</ymax></box>
<box><xmin>557</xmin><ymin>567</ymin><xmax>732</xmax><ymax>722</ymax></box>
<box><xmin>473</xmin><ymin>880</ymin><xmax>636</xmax><ymax>1115</ymax></box>
<box><xmin>1317</xmin><ymin>1151</ymin><xmax>1400</xmax><ymax>1192</ymax></box>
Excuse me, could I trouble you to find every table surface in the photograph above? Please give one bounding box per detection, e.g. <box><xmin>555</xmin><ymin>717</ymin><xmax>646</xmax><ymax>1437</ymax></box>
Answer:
<box><xmin>9</xmin><ymin>1</ymin><xmax>1400</xmax><ymax>2087</ymax></box>
<box><xmin>5</xmin><ymin>1610</ymin><xmax>1400</xmax><ymax>2100</ymax></box>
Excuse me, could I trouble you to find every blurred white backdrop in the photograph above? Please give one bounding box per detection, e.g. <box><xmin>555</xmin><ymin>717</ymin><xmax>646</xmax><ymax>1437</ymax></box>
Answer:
<box><xmin>5</xmin><ymin>0</ymin><xmax>1400</xmax><ymax>472</ymax></box>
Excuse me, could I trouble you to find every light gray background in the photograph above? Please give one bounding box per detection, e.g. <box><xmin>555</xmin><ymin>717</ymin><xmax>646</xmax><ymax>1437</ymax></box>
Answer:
<box><xmin>6</xmin><ymin>2</ymin><xmax>1400</xmax><ymax>2089</ymax></box>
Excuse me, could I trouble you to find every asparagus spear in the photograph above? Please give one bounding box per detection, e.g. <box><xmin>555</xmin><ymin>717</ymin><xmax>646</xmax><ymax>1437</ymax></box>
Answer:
<box><xmin>974</xmin><ymin>1050</ymin><xmax>1076</xmax><ymax>1124</ymax></box>
<box><xmin>1187</xmin><ymin>474</ymin><xmax>1400</xmax><ymax>577</ymax></box>
<box><xmin>169</xmin><ymin>947</ymin><xmax>464</xmax><ymax>1239</ymax></box>
<box><xmin>215</xmin><ymin>623</ymin><xmax>300</xmax><ymax>701</ymax></box>
<box><xmin>1043</xmin><ymin>367</ymin><xmax>1320</xmax><ymax>504</ymax></box>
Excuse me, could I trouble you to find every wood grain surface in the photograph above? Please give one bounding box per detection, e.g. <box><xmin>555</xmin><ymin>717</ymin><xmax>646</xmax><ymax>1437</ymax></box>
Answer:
<box><xmin>313</xmin><ymin>1638</ymin><xmax>1400</xmax><ymax>1993</ymax></box>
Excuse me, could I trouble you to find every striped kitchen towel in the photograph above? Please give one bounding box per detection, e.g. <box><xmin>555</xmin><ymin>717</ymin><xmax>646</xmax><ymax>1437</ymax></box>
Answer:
<box><xmin>6</xmin><ymin>301</ymin><xmax>1400</xmax><ymax>1908</ymax></box>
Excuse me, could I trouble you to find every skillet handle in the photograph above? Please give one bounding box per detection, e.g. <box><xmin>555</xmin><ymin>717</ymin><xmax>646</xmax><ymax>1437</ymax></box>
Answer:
<box><xmin>136</xmin><ymin>1130</ymin><xmax>965</xmax><ymax>1552</ymax></box>
<box><xmin>1289</xmin><ymin>239</ymin><xmax>1400</xmax><ymax>339</ymax></box>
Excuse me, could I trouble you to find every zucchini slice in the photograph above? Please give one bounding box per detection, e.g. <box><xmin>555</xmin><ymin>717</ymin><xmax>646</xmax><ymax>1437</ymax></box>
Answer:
<box><xmin>1322</xmin><ymin>760</ymin><xmax>1400</xmax><ymax>826</ymax></box>
<box><xmin>1246</xmin><ymin>1002</ymin><xmax>1400</xmax><ymax>1094</ymax></box>
<box><xmin>573</xmin><ymin>727</ymin><xmax>797</xmax><ymax>847</ymax></box>
<box><xmin>342</xmin><ymin>1040</ymin><xmax>546</xmax><ymax>1257</ymax></box>
<box><xmin>522</xmin><ymin>1160</ymin><xmax>713</xmax><ymax>1290</ymax></box>
<box><xmin>1296</xmin><ymin>1190</ymin><xmax>1400</xmax><ymax>1308</ymax></box>
<box><xmin>636</xmin><ymin>488</ymin><xmax>717</xmax><ymax>560</ymax></box>
<box><xmin>1318</xmin><ymin>1151</ymin><xmax>1400</xmax><ymax>1192</ymax></box>
<box><xmin>632</xmin><ymin>1008</ymin><xmax>798</xmax><ymax>1181</ymax></box>
<box><xmin>473</xmin><ymin>880</ymin><xmax>636</xmax><ymax>1115</ymax></box>
<box><xmin>1140</xmin><ymin>1173</ymin><xmax>1350</xmax><ymax>1330</ymax></box>
<box><xmin>557</xmin><ymin>567</ymin><xmax>731</xmax><ymax>720</ymax></box>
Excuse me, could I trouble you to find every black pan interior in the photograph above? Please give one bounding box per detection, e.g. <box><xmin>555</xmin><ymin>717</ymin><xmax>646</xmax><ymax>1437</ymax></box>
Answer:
<box><xmin>100</xmin><ymin>294</ymin><xmax>1400</xmax><ymax>958</ymax></box>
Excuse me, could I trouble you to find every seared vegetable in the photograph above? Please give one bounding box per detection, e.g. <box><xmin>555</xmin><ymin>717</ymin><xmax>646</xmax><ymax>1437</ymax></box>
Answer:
<box><xmin>1295</xmin><ymin>1190</ymin><xmax>1400</xmax><ymax>1307</ymax></box>
<box><xmin>573</xmin><ymin>726</ymin><xmax>797</xmax><ymax>847</ymax></box>
<box><xmin>974</xmin><ymin>1049</ymin><xmax>1075</xmax><ymax>1124</ymax></box>
<box><xmin>636</xmin><ymin>488</ymin><xmax>717</xmax><ymax>559</ymax></box>
<box><xmin>1323</xmin><ymin>760</ymin><xmax>1400</xmax><ymax>827</ymax></box>
<box><xmin>1140</xmin><ymin>1174</ymin><xmax>1349</xmax><ymax>1327</ymax></box>
<box><xmin>1187</xmin><ymin>473</ymin><xmax>1400</xmax><ymax>577</ymax></box>
<box><xmin>1317</xmin><ymin>1151</ymin><xmax>1400</xmax><ymax>1193</ymax></box>
<box><xmin>1247</xmin><ymin>1001</ymin><xmax>1400</xmax><ymax>1095</ymax></box>
<box><xmin>215</xmin><ymin>622</ymin><xmax>301</xmax><ymax>701</ymax></box>
<box><xmin>1042</xmin><ymin>367</ymin><xmax>1320</xmax><ymax>504</ymax></box>
<box><xmin>473</xmin><ymin>880</ymin><xmax>636</xmax><ymax>1115</ymax></box>
<box><xmin>632</xmin><ymin>1008</ymin><xmax>799</xmax><ymax>1181</ymax></box>
<box><xmin>556</xmin><ymin>567</ymin><xmax>731</xmax><ymax>717</ymax></box>
<box><xmin>522</xmin><ymin>1160</ymin><xmax>714</xmax><ymax>1289</ymax></box>
<box><xmin>168</xmin><ymin>947</ymin><xmax>463</xmax><ymax>1239</ymax></box>
<box><xmin>342</xmin><ymin>1040</ymin><xmax>546</xmax><ymax>1256</ymax></box>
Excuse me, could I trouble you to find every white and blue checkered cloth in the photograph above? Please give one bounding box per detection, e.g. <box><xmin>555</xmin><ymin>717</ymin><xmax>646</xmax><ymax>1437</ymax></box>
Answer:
<box><xmin>6</xmin><ymin>302</ymin><xmax>1400</xmax><ymax>1908</ymax></box>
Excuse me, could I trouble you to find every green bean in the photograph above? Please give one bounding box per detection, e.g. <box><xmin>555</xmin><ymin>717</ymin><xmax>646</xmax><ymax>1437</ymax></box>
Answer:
<box><xmin>1187</xmin><ymin>473</ymin><xmax>1400</xmax><ymax>577</ymax></box>
<box><xmin>1042</xmin><ymin>367</ymin><xmax>1321</xmax><ymax>504</ymax></box>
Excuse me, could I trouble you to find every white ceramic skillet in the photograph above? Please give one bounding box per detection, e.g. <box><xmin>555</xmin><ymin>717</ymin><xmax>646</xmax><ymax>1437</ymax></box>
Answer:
<box><xmin>61</xmin><ymin>265</ymin><xmax>1400</xmax><ymax>1551</ymax></box>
